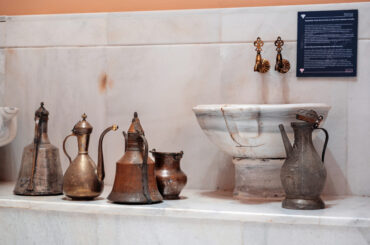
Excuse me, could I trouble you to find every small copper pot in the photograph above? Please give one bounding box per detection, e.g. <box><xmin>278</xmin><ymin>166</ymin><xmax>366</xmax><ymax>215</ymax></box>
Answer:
<box><xmin>151</xmin><ymin>149</ymin><xmax>187</xmax><ymax>200</ymax></box>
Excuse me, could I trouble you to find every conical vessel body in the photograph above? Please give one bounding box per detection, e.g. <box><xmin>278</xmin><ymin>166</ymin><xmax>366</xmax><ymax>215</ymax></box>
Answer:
<box><xmin>14</xmin><ymin>103</ymin><xmax>63</xmax><ymax>196</ymax></box>
<box><xmin>108</xmin><ymin>112</ymin><xmax>162</xmax><ymax>204</ymax></box>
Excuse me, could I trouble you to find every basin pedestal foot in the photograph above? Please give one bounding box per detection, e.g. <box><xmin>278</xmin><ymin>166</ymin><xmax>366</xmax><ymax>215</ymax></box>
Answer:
<box><xmin>233</xmin><ymin>158</ymin><xmax>284</xmax><ymax>199</ymax></box>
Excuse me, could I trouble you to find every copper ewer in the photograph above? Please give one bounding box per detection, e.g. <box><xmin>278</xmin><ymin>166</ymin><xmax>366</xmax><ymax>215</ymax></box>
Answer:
<box><xmin>14</xmin><ymin>102</ymin><xmax>63</xmax><ymax>196</ymax></box>
<box><xmin>108</xmin><ymin>112</ymin><xmax>163</xmax><ymax>204</ymax></box>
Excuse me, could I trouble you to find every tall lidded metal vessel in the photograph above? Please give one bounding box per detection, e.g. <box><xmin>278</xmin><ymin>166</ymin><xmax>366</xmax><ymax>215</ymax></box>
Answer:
<box><xmin>108</xmin><ymin>112</ymin><xmax>163</xmax><ymax>204</ymax></box>
<box><xmin>279</xmin><ymin>110</ymin><xmax>329</xmax><ymax>210</ymax></box>
<box><xmin>14</xmin><ymin>102</ymin><xmax>63</xmax><ymax>195</ymax></box>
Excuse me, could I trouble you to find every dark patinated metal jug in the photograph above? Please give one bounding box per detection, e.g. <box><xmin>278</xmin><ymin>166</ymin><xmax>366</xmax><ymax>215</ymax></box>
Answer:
<box><xmin>151</xmin><ymin>149</ymin><xmax>187</xmax><ymax>200</ymax></box>
<box><xmin>14</xmin><ymin>102</ymin><xmax>63</xmax><ymax>196</ymax></box>
<box><xmin>63</xmin><ymin>114</ymin><xmax>117</xmax><ymax>200</ymax></box>
<box><xmin>279</xmin><ymin>110</ymin><xmax>329</xmax><ymax>210</ymax></box>
<box><xmin>108</xmin><ymin>112</ymin><xmax>163</xmax><ymax>204</ymax></box>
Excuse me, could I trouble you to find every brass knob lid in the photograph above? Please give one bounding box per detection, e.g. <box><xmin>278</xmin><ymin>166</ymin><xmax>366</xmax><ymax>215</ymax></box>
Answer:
<box><xmin>127</xmin><ymin>112</ymin><xmax>145</xmax><ymax>135</ymax></box>
<box><xmin>72</xmin><ymin>113</ymin><xmax>93</xmax><ymax>134</ymax></box>
<box><xmin>296</xmin><ymin>110</ymin><xmax>324</xmax><ymax>128</ymax></box>
<box><xmin>35</xmin><ymin>102</ymin><xmax>49</xmax><ymax>120</ymax></box>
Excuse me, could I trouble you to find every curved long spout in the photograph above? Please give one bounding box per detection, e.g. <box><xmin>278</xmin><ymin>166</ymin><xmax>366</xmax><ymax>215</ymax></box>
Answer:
<box><xmin>97</xmin><ymin>124</ymin><xmax>118</xmax><ymax>182</ymax></box>
<box><xmin>279</xmin><ymin>124</ymin><xmax>293</xmax><ymax>158</ymax></box>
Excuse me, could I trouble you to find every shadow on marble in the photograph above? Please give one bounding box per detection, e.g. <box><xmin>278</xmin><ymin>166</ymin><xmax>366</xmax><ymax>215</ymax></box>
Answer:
<box><xmin>106</xmin><ymin>200</ymin><xmax>164</xmax><ymax>206</ymax></box>
<box><xmin>322</xmin><ymin>195</ymin><xmax>349</xmax><ymax>202</ymax></box>
<box><xmin>320</xmin><ymin>145</ymin><xmax>352</xmax><ymax>196</ymax></box>
<box><xmin>238</xmin><ymin>198</ymin><xmax>282</xmax><ymax>205</ymax></box>
<box><xmin>0</xmin><ymin>144</ymin><xmax>17</xmax><ymax>181</ymax></box>
<box><xmin>200</xmin><ymin>191</ymin><xmax>233</xmax><ymax>200</ymax></box>
<box><xmin>62</xmin><ymin>196</ymin><xmax>104</xmax><ymax>202</ymax></box>
<box><xmin>163</xmin><ymin>196</ymin><xmax>188</xmax><ymax>201</ymax></box>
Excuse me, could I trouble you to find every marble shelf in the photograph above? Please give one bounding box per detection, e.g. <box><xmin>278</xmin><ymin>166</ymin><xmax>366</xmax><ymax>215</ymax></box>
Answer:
<box><xmin>1</xmin><ymin>182</ymin><xmax>370</xmax><ymax>244</ymax></box>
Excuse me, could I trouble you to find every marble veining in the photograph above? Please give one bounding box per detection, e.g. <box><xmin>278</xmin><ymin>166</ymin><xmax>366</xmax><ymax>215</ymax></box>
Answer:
<box><xmin>193</xmin><ymin>103</ymin><xmax>330</xmax><ymax>158</ymax></box>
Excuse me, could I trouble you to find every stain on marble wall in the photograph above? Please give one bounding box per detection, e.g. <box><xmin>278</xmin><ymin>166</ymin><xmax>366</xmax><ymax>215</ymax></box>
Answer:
<box><xmin>99</xmin><ymin>72</ymin><xmax>114</xmax><ymax>94</ymax></box>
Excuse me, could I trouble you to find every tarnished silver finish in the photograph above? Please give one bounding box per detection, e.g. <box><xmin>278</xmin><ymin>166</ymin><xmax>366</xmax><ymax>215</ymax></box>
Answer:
<box><xmin>14</xmin><ymin>102</ymin><xmax>63</xmax><ymax>196</ymax></box>
<box><xmin>279</xmin><ymin>110</ymin><xmax>329</xmax><ymax>210</ymax></box>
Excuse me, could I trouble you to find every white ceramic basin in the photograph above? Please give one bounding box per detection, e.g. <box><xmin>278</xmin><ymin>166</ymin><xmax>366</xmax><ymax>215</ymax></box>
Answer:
<box><xmin>0</xmin><ymin>107</ymin><xmax>19</xmax><ymax>147</ymax></box>
<box><xmin>193</xmin><ymin>103</ymin><xmax>331</xmax><ymax>159</ymax></box>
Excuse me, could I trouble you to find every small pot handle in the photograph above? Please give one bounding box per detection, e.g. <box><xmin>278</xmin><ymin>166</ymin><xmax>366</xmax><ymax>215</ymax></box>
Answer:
<box><xmin>174</xmin><ymin>151</ymin><xmax>184</xmax><ymax>160</ymax></box>
<box><xmin>63</xmin><ymin>133</ymin><xmax>76</xmax><ymax>164</ymax></box>
<box><xmin>314</xmin><ymin>127</ymin><xmax>329</xmax><ymax>163</ymax></box>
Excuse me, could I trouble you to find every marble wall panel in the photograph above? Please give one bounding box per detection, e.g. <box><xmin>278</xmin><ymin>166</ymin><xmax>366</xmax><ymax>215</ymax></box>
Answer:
<box><xmin>3</xmin><ymin>2</ymin><xmax>368</xmax><ymax>48</ymax></box>
<box><xmin>0</xmin><ymin>22</ymin><xmax>5</xmax><ymax>47</ymax></box>
<box><xmin>243</xmin><ymin>223</ymin><xmax>370</xmax><ymax>245</ymax></box>
<box><xmin>347</xmin><ymin>40</ymin><xmax>370</xmax><ymax>196</ymax></box>
<box><xmin>221</xmin><ymin>2</ymin><xmax>370</xmax><ymax>42</ymax></box>
<box><xmin>0</xmin><ymin>208</ymin><xmax>243</xmax><ymax>245</ymax></box>
<box><xmin>1</xmin><ymin>47</ymin><xmax>108</xmax><ymax>180</ymax></box>
<box><xmin>103</xmin><ymin>45</ymin><xmax>234</xmax><ymax>190</ymax></box>
<box><xmin>107</xmin><ymin>11</ymin><xmax>221</xmax><ymax>45</ymax></box>
<box><xmin>1</xmin><ymin>206</ymin><xmax>370</xmax><ymax>245</ymax></box>
<box><xmin>2</xmin><ymin>14</ymin><xmax>107</xmax><ymax>47</ymax></box>
<box><xmin>1</xmin><ymin>45</ymin><xmax>235</xmax><ymax>190</ymax></box>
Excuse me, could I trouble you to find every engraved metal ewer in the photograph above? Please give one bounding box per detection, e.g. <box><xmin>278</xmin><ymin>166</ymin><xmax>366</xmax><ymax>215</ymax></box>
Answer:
<box><xmin>14</xmin><ymin>102</ymin><xmax>63</xmax><ymax>196</ymax></box>
<box><xmin>279</xmin><ymin>110</ymin><xmax>329</xmax><ymax>210</ymax></box>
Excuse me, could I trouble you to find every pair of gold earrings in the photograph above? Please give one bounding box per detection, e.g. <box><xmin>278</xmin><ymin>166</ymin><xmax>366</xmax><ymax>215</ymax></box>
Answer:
<box><xmin>253</xmin><ymin>36</ymin><xmax>290</xmax><ymax>74</ymax></box>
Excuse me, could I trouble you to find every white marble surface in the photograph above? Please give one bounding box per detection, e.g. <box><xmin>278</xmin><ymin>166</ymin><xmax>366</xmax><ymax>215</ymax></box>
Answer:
<box><xmin>1</xmin><ymin>182</ymin><xmax>370</xmax><ymax>227</ymax></box>
<box><xmin>1</xmin><ymin>182</ymin><xmax>370</xmax><ymax>244</ymax></box>
<box><xmin>0</xmin><ymin>2</ymin><xmax>369</xmax><ymax>196</ymax></box>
